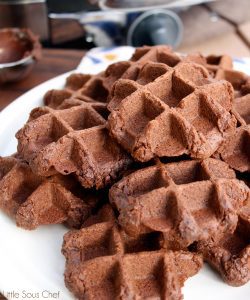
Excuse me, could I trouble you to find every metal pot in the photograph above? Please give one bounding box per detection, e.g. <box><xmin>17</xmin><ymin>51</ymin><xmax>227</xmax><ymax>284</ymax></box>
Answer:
<box><xmin>0</xmin><ymin>0</ymin><xmax>49</xmax><ymax>41</ymax></box>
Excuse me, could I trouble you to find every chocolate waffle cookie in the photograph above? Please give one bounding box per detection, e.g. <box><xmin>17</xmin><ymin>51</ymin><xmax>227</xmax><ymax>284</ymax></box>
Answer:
<box><xmin>184</xmin><ymin>53</ymin><xmax>232</xmax><ymax>77</ymax></box>
<box><xmin>197</xmin><ymin>205</ymin><xmax>250</xmax><ymax>286</ymax></box>
<box><xmin>0</xmin><ymin>156</ymin><xmax>102</xmax><ymax>229</ymax></box>
<box><xmin>205</xmin><ymin>55</ymin><xmax>250</xmax><ymax>95</ymax></box>
<box><xmin>218</xmin><ymin>93</ymin><xmax>250</xmax><ymax>172</ymax></box>
<box><xmin>45</xmin><ymin>46</ymin><xmax>181</xmax><ymax>109</ymax></box>
<box><xmin>16</xmin><ymin>102</ymin><xmax>132</xmax><ymax>189</ymax></box>
<box><xmin>108</xmin><ymin>60</ymin><xmax>236</xmax><ymax>161</ymax></box>
<box><xmin>62</xmin><ymin>204</ymin><xmax>202</xmax><ymax>300</ymax></box>
<box><xmin>185</xmin><ymin>53</ymin><xmax>249</xmax><ymax>97</ymax></box>
<box><xmin>110</xmin><ymin>159</ymin><xmax>249</xmax><ymax>246</ymax></box>
<box><xmin>44</xmin><ymin>68</ymin><xmax>122</xmax><ymax>109</ymax></box>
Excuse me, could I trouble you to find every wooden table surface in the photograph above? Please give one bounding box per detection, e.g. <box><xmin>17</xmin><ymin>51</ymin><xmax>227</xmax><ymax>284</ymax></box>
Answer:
<box><xmin>0</xmin><ymin>48</ymin><xmax>85</xmax><ymax>111</ymax></box>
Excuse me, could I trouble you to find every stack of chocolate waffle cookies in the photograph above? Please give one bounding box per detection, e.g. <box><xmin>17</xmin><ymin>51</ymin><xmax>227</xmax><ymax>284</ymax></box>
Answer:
<box><xmin>0</xmin><ymin>46</ymin><xmax>250</xmax><ymax>299</ymax></box>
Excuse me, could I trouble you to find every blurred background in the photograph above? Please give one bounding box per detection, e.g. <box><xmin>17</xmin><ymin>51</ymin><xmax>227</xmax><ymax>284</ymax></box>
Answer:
<box><xmin>0</xmin><ymin>0</ymin><xmax>249</xmax><ymax>55</ymax></box>
<box><xmin>0</xmin><ymin>0</ymin><xmax>250</xmax><ymax>109</ymax></box>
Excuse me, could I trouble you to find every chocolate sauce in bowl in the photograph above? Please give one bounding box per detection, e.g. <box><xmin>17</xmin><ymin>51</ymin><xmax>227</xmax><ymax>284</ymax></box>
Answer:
<box><xmin>0</xmin><ymin>28</ymin><xmax>41</xmax><ymax>83</ymax></box>
<box><xmin>0</xmin><ymin>29</ymin><xmax>35</xmax><ymax>64</ymax></box>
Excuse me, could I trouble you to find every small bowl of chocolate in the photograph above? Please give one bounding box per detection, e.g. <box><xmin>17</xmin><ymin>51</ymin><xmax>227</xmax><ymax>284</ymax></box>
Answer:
<box><xmin>0</xmin><ymin>28</ymin><xmax>41</xmax><ymax>84</ymax></box>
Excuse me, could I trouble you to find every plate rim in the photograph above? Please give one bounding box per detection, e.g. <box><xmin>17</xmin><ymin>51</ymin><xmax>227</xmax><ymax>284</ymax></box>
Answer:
<box><xmin>0</xmin><ymin>57</ymin><xmax>250</xmax><ymax>299</ymax></box>
<box><xmin>0</xmin><ymin>71</ymin><xmax>72</xmax><ymax>122</ymax></box>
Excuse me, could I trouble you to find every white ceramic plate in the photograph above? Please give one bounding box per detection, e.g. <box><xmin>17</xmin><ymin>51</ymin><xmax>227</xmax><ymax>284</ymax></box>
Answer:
<box><xmin>0</xmin><ymin>58</ymin><xmax>250</xmax><ymax>300</ymax></box>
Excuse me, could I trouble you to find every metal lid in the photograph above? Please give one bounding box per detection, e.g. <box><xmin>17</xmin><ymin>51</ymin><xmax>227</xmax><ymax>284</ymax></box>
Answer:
<box><xmin>99</xmin><ymin>0</ymin><xmax>215</xmax><ymax>11</ymax></box>
<box><xmin>127</xmin><ymin>9</ymin><xmax>183</xmax><ymax>48</ymax></box>
<box><xmin>99</xmin><ymin>0</ymin><xmax>177</xmax><ymax>11</ymax></box>
<box><xmin>100</xmin><ymin>0</ymin><xmax>174</xmax><ymax>9</ymax></box>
